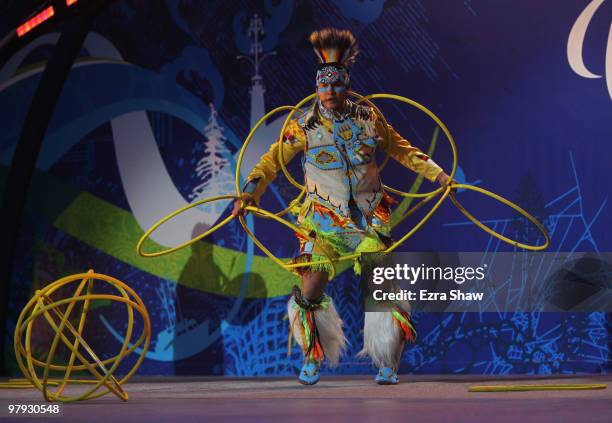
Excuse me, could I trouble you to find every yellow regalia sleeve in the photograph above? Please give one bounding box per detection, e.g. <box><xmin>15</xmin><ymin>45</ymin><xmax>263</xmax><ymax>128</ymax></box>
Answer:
<box><xmin>242</xmin><ymin>119</ymin><xmax>306</xmax><ymax>205</ymax></box>
<box><xmin>374</xmin><ymin>112</ymin><xmax>443</xmax><ymax>183</ymax></box>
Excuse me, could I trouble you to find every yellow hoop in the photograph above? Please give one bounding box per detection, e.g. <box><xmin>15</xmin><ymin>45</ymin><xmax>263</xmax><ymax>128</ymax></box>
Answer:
<box><xmin>136</xmin><ymin>195</ymin><xmax>238</xmax><ymax>257</ymax></box>
<box><xmin>391</xmin><ymin>189</ymin><xmax>441</xmax><ymax>229</ymax></box>
<box><xmin>384</xmin><ymin>185</ymin><xmax>453</xmax><ymax>253</ymax></box>
<box><xmin>272</xmin><ymin>92</ymin><xmax>392</xmax><ymax>217</ymax></box>
<box><xmin>239</xmin><ymin>205</ymin><xmax>350</xmax><ymax>281</ymax></box>
<box><xmin>275</xmin><ymin>91</ymin><xmax>394</xmax><ymax>193</ymax></box>
<box><xmin>136</xmin><ymin>91</ymin><xmax>550</xmax><ymax>274</ymax></box>
<box><xmin>13</xmin><ymin>270</ymin><xmax>151</xmax><ymax>402</ymax></box>
<box><xmin>348</xmin><ymin>91</ymin><xmax>392</xmax><ymax>171</ymax></box>
<box><xmin>449</xmin><ymin>183</ymin><xmax>551</xmax><ymax>251</ymax></box>
<box><xmin>354</xmin><ymin>93</ymin><xmax>458</xmax><ymax>198</ymax></box>
<box><xmin>236</xmin><ymin>104</ymin><xmax>307</xmax><ymax>217</ymax></box>
<box><xmin>276</xmin><ymin>94</ymin><xmax>315</xmax><ymax>191</ymax></box>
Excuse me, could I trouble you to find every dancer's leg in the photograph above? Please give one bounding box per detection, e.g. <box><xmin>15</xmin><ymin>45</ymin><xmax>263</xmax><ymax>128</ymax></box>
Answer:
<box><xmin>357</xmin><ymin>252</ymin><xmax>416</xmax><ymax>384</ymax></box>
<box><xmin>301</xmin><ymin>270</ymin><xmax>328</xmax><ymax>301</ymax></box>
<box><xmin>287</xmin><ymin>269</ymin><xmax>346</xmax><ymax>385</ymax></box>
<box><xmin>359</xmin><ymin>300</ymin><xmax>415</xmax><ymax>384</ymax></box>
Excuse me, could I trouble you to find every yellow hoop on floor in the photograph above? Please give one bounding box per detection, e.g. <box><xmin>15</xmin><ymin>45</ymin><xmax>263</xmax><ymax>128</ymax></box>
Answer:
<box><xmin>469</xmin><ymin>383</ymin><xmax>606</xmax><ymax>392</ymax></box>
<box><xmin>12</xmin><ymin>270</ymin><xmax>151</xmax><ymax>402</ymax></box>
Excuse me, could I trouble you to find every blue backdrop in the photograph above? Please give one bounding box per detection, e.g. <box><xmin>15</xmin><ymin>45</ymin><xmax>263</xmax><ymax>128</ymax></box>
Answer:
<box><xmin>1</xmin><ymin>0</ymin><xmax>610</xmax><ymax>376</ymax></box>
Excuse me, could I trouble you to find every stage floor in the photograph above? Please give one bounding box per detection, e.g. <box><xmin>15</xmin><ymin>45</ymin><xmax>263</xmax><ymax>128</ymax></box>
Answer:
<box><xmin>1</xmin><ymin>375</ymin><xmax>610</xmax><ymax>422</ymax></box>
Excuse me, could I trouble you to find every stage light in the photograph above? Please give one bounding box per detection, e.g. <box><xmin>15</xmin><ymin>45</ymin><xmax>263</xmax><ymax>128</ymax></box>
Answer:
<box><xmin>66</xmin><ymin>0</ymin><xmax>79</xmax><ymax>6</ymax></box>
<box><xmin>16</xmin><ymin>6</ymin><xmax>55</xmax><ymax>38</ymax></box>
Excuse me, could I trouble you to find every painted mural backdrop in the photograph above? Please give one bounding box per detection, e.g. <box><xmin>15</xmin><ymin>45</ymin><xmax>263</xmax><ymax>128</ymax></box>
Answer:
<box><xmin>1</xmin><ymin>0</ymin><xmax>611</xmax><ymax>376</ymax></box>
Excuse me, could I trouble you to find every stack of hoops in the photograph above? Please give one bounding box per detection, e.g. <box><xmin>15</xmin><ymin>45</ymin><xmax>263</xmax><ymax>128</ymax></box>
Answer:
<box><xmin>136</xmin><ymin>91</ymin><xmax>550</xmax><ymax>278</ymax></box>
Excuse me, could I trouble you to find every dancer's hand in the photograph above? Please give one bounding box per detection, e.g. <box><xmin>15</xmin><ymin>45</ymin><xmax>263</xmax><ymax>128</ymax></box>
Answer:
<box><xmin>437</xmin><ymin>172</ymin><xmax>457</xmax><ymax>193</ymax></box>
<box><xmin>232</xmin><ymin>195</ymin><xmax>256</xmax><ymax>217</ymax></box>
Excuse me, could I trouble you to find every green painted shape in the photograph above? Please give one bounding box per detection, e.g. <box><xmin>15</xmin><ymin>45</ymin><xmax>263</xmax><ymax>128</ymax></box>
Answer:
<box><xmin>0</xmin><ymin>159</ymin><xmax>361</xmax><ymax>299</ymax></box>
<box><xmin>53</xmin><ymin>192</ymin><xmax>352</xmax><ymax>298</ymax></box>
<box><xmin>2</xmin><ymin>162</ymin><xmax>353</xmax><ymax>298</ymax></box>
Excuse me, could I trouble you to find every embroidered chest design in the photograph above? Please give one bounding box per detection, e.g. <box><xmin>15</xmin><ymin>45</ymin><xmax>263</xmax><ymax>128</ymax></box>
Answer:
<box><xmin>337</xmin><ymin>122</ymin><xmax>353</xmax><ymax>141</ymax></box>
<box><xmin>314</xmin><ymin>150</ymin><xmax>338</xmax><ymax>165</ymax></box>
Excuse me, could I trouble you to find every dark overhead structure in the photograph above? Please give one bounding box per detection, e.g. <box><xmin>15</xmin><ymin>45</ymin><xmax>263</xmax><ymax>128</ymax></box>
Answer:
<box><xmin>0</xmin><ymin>0</ymin><xmax>114</xmax><ymax>375</ymax></box>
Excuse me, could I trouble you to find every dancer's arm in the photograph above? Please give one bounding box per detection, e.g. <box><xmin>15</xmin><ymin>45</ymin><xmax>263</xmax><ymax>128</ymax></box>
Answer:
<box><xmin>233</xmin><ymin>119</ymin><xmax>306</xmax><ymax>215</ymax></box>
<box><xmin>374</xmin><ymin>113</ymin><xmax>445</xmax><ymax>184</ymax></box>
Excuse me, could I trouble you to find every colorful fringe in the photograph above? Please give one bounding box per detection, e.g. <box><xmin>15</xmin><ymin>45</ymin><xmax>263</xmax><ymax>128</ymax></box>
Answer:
<box><xmin>288</xmin><ymin>296</ymin><xmax>331</xmax><ymax>362</ymax></box>
<box><xmin>313</xmin><ymin>203</ymin><xmax>353</xmax><ymax>228</ymax></box>
<box><xmin>353</xmin><ymin>236</ymin><xmax>388</xmax><ymax>276</ymax></box>
<box><xmin>291</xmin><ymin>198</ymin><xmax>393</xmax><ymax>276</ymax></box>
<box><xmin>372</xmin><ymin>190</ymin><xmax>398</xmax><ymax>224</ymax></box>
<box><xmin>297</xmin><ymin>214</ymin><xmax>352</xmax><ymax>253</ymax></box>
<box><xmin>390</xmin><ymin>306</ymin><xmax>417</xmax><ymax>343</ymax></box>
<box><xmin>289</xmin><ymin>252</ymin><xmax>335</xmax><ymax>277</ymax></box>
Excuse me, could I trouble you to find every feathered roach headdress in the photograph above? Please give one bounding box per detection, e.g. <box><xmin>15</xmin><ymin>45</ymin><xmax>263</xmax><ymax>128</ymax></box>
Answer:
<box><xmin>305</xmin><ymin>28</ymin><xmax>360</xmax><ymax>127</ymax></box>
<box><xmin>309</xmin><ymin>28</ymin><xmax>359</xmax><ymax>69</ymax></box>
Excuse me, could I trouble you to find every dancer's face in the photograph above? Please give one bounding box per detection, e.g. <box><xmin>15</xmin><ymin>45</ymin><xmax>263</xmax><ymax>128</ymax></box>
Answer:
<box><xmin>316</xmin><ymin>65</ymin><xmax>349</xmax><ymax>111</ymax></box>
